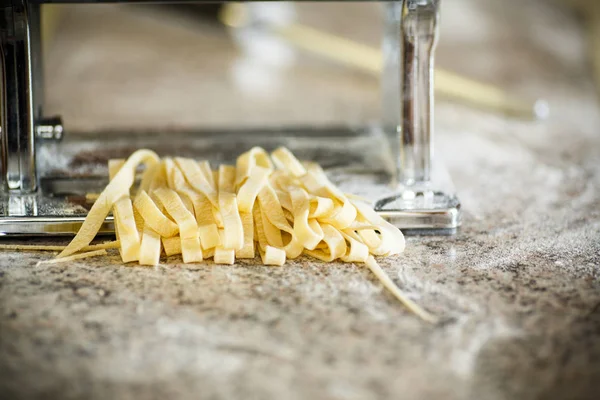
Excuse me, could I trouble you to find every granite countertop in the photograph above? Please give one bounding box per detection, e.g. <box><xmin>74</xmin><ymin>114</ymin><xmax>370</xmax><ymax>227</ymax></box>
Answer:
<box><xmin>1</xmin><ymin>1</ymin><xmax>600</xmax><ymax>399</ymax></box>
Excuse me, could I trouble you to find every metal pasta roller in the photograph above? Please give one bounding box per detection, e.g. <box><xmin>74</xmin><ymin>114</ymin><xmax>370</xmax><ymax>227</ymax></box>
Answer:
<box><xmin>0</xmin><ymin>0</ymin><xmax>460</xmax><ymax>236</ymax></box>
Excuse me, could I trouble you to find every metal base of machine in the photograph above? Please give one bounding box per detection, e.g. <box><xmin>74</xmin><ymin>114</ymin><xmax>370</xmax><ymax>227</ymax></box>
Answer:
<box><xmin>0</xmin><ymin>182</ymin><xmax>114</xmax><ymax>237</ymax></box>
<box><xmin>0</xmin><ymin>126</ymin><xmax>460</xmax><ymax>236</ymax></box>
<box><xmin>375</xmin><ymin>190</ymin><xmax>461</xmax><ymax>235</ymax></box>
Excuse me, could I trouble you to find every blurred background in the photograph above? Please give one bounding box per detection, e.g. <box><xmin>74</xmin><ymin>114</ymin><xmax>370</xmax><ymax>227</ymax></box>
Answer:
<box><xmin>39</xmin><ymin>0</ymin><xmax>599</xmax><ymax>132</ymax></box>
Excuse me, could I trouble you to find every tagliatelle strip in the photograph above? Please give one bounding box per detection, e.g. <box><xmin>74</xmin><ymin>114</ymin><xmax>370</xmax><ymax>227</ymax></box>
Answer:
<box><xmin>235</xmin><ymin>147</ymin><xmax>273</xmax><ymax>188</ymax></box>
<box><xmin>236</xmin><ymin>211</ymin><xmax>255</xmax><ymax>259</ymax></box>
<box><xmin>271</xmin><ymin>147</ymin><xmax>307</xmax><ymax>177</ymax></box>
<box><xmin>154</xmin><ymin>187</ymin><xmax>202</xmax><ymax>263</ymax></box>
<box><xmin>237</xmin><ymin>166</ymin><xmax>270</xmax><ymax>213</ymax></box>
<box><xmin>167</xmin><ymin>167</ymin><xmax>220</xmax><ymax>250</ymax></box>
<box><xmin>134</xmin><ymin>190</ymin><xmax>179</xmax><ymax>238</ymax></box>
<box><xmin>153</xmin><ymin>188</ymin><xmax>197</xmax><ymax>238</ymax></box>
<box><xmin>217</xmin><ymin>165</ymin><xmax>244</xmax><ymax>251</ymax></box>
<box><xmin>198</xmin><ymin>161</ymin><xmax>215</xmax><ymax>189</ymax></box>
<box><xmin>285</xmin><ymin>237</ymin><xmax>304</xmax><ymax>259</ymax></box>
<box><xmin>340</xmin><ymin>232</ymin><xmax>370</xmax><ymax>263</ymax></box>
<box><xmin>214</xmin><ymin>247</ymin><xmax>235</xmax><ymax>265</ymax></box>
<box><xmin>162</xmin><ymin>235</ymin><xmax>181</xmax><ymax>257</ymax></box>
<box><xmin>33</xmin><ymin>146</ymin><xmax>434</xmax><ymax>321</ymax></box>
<box><xmin>261</xmin><ymin>245</ymin><xmax>286</xmax><ymax>266</ymax></box>
<box><xmin>309</xmin><ymin>196</ymin><xmax>335</xmax><ymax>219</ymax></box>
<box><xmin>305</xmin><ymin>224</ymin><xmax>346</xmax><ymax>262</ymax></box>
<box><xmin>258</xmin><ymin>184</ymin><xmax>293</xmax><ymax>234</ymax></box>
<box><xmin>0</xmin><ymin>241</ymin><xmax>120</xmax><ymax>252</ymax></box>
<box><xmin>352</xmin><ymin>200</ymin><xmax>405</xmax><ymax>256</ymax></box>
<box><xmin>169</xmin><ymin>160</ymin><xmax>222</xmax><ymax>252</ymax></box>
<box><xmin>113</xmin><ymin>197</ymin><xmax>141</xmax><ymax>263</ymax></box>
<box><xmin>214</xmin><ymin>227</ymin><xmax>235</xmax><ymax>265</ymax></box>
<box><xmin>138</xmin><ymin>162</ymin><xmax>158</xmax><ymax>195</ymax></box>
<box><xmin>57</xmin><ymin>150</ymin><xmax>160</xmax><ymax>259</ymax></box>
<box><xmin>38</xmin><ymin>249</ymin><xmax>107</xmax><ymax>265</ymax></box>
<box><xmin>259</xmin><ymin>204</ymin><xmax>284</xmax><ymax>249</ymax></box>
<box><xmin>365</xmin><ymin>256</ymin><xmax>437</xmax><ymax>323</ymax></box>
<box><xmin>139</xmin><ymin>227</ymin><xmax>162</xmax><ymax>266</ymax></box>
<box><xmin>290</xmin><ymin>188</ymin><xmax>323</xmax><ymax>250</ymax></box>
<box><xmin>253</xmin><ymin>205</ymin><xmax>268</xmax><ymax>252</ymax></box>
<box><xmin>176</xmin><ymin>157</ymin><xmax>219</xmax><ymax>208</ymax></box>
<box><xmin>108</xmin><ymin>160</ymin><xmax>127</xmax><ymax>261</ymax></box>
<box><xmin>320</xmin><ymin>201</ymin><xmax>357</xmax><ymax>230</ymax></box>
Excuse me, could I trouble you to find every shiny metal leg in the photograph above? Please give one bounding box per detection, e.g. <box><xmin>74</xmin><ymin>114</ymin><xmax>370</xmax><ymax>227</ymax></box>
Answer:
<box><xmin>1</xmin><ymin>1</ymin><xmax>62</xmax><ymax>193</ymax></box>
<box><xmin>399</xmin><ymin>0</ymin><xmax>437</xmax><ymax>185</ymax></box>
<box><xmin>1</xmin><ymin>0</ymin><xmax>38</xmax><ymax>192</ymax></box>
<box><xmin>377</xmin><ymin>0</ymin><xmax>461</xmax><ymax>234</ymax></box>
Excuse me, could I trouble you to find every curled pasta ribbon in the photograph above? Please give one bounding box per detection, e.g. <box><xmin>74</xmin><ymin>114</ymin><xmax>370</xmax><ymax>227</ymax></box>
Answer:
<box><xmin>154</xmin><ymin>187</ymin><xmax>202</xmax><ymax>263</ymax></box>
<box><xmin>135</xmin><ymin>162</ymin><xmax>168</xmax><ymax>264</ymax></box>
<box><xmin>309</xmin><ymin>197</ymin><xmax>335</xmax><ymax>219</ymax></box>
<box><xmin>235</xmin><ymin>165</ymin><xmax>269</xmax><ymax>259</ymax></box>
<box><xmin>165</xmin><ymin>158</ymin><xmax>186</xmax><ymax>190</ymax></box>
<box><xmin>282</xmin><ymin>232</ymin><xmax>304</xmax><ymax>259</ymax></box>
<box><xmin>198</xmin><ymin>161</ymin><xmax>215</xmax><ymax>188</ymax></box>
<box><xmin>285</xmin><ymin>160</ymin><xmax>357</xmax><ymax>230</ymax></box>
<box><xmin>194</xmin><ymin>196</ymin><xmax>221</xmax><ymax>250</ymax></box>
<box><xmin>58</xmin><ymin>149</ymin><xmax>159</xmax><ymax>258</ymax></box>
<box><xmin>305</xmin><ymin>224</ymin><xmax>346</xmax><ymax>262</ymax></box>
<box><xmin>259</xmin><ymin>203</ymin><xmax>284</xmax><ymax>248</ymax></box>
<box><xmin>269</xmin><ymin>171</ymin><xmax>300</xmax><ymax>195</ymax></box>
<box><xmin>290</xmin><ymin>188</ymin><xmax>323</xmax><ymax>250</ymax></box>
<box><xmin>258</xmin><ymin>184</ymin><xmax>293</xmax><ymax>235</ymax></box>
<box><xmin>272</xmin><ymin>147</ymin><xmax>307</xmax><ymax>177</ymax></box>
<box><xmin>303</xmin><ymin>174</ymin><xmax>356</xmax><ymax>230</ymax></box>
<box><xmin>320</xmin><ymin>201</ymin><xmax>357</xmax><ymax>230</ymax></box>
<box><xmin>175</xmin><ymin>157</ymin><xmax>218</xmax><ymax>208</ymax></box>
<box><xmin>340</xmin><ymin>232</ymin><xmax>370</xmax><ymax>263</ymax></box>
<box><xmin>352</xmin><ymin>200</ymin><xmax>405</xmax><ymax>256</ymax></box>
<box><xmin>274</xmin><ymin>190</ymin><xmax>292</xmax><ymax>212</ymax></box>
<box><xmin>237</xmin><ymin>166</ymin><xmax>270</xmax><ymax>213</ymax></box>
<box><xmin>252</xmin><ymin>205</ymin><xmax>283</xmax><ymax>266</ymax></box>
<box><xmin>148</xmin><ymin>161</ymin><xmax>168</xmax><ymax>194</ymax></box>
<box><xmin>170</xmin><ymin>160</ymin><xmax>222</xmax><ymax>250</ymax></box>
<box><xmin>134</xmin><ymin>190</ymin><xmax>179</xmax><ymax>238</ymax></box>
<box><xmin>138</xmin><ymin>162</ymin><xmax>158</xmax><ymax>195</ymax></box>
<box><xmin>235</xmin><ymin>147</ymin><xmax>273</xmax><ymax>188</ymax></box>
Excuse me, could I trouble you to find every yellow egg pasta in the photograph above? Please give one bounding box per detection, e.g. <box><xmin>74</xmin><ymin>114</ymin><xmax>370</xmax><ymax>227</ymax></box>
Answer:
<box><xmin>41</xmin><ymin>146</ymin><xmax>433</xmax><ymax>321</ymax></box>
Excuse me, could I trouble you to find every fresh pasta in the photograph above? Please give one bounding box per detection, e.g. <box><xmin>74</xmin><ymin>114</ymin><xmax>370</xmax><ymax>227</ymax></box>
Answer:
<box><xmin>48</xmin><ymin>147</ymin><xmax>434</xmax><ymax>322</ymax></box>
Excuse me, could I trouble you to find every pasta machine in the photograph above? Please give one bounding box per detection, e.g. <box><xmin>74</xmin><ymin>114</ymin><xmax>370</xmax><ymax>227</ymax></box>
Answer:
<box><xmin>0</xmin><ymin>0</ymin><xmax>460</xmax><ymax>236</ymax></box>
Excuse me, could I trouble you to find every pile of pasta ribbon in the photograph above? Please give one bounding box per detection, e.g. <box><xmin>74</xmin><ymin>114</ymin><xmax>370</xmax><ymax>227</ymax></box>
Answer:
<box><xmin>56</xmin><ymin>147</ymin><xmax>435</xmax><ymax>322</ymax></box>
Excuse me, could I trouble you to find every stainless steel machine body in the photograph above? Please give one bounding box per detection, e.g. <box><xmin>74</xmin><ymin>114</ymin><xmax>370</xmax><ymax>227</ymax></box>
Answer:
<box><xmin>0</xmin><ymin>0</ymin><xmax>460</xmax><ymax>236</ymax></box>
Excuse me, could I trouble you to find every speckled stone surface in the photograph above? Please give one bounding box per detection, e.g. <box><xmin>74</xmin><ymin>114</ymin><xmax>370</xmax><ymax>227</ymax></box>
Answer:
<box><xmin>1</xmin><ymin>1</ymin><xmax>600</xmax><ymax>399</ymax></box>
